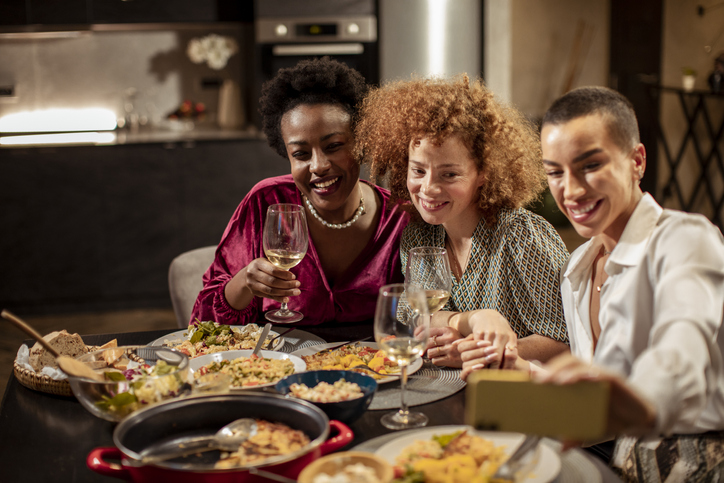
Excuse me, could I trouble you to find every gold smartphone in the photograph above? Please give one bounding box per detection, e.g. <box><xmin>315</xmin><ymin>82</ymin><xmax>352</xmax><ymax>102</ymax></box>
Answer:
<box><xmin>465</xmin><ymin>370</ymin><xmax>610</xmax><ymax>441</ymax></box>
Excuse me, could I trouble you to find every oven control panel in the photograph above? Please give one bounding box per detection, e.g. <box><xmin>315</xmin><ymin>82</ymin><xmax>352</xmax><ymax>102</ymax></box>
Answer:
<box><xmin>256</xmin><ymin>16</ymin><xmax>377</xmax><ymax>43</ymax></box>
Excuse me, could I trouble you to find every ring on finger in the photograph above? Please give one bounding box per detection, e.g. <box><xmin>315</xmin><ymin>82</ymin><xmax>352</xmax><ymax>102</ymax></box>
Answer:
<box><xmin>433</xmin><ymin>335</ymin><xmax>438</xmax><ymax>346</ymax></box>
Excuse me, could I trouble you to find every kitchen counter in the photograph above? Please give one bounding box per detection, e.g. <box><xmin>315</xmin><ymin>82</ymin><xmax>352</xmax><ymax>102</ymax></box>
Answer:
<box><xmin>0</xmin><ymin>124</ymin><xmax>264</xmax><ymax>148</ymax></box>
<box><xmin>115</xmin><ymin>124</ymin><xmax>264</xmax><ymax>145</ymax></box>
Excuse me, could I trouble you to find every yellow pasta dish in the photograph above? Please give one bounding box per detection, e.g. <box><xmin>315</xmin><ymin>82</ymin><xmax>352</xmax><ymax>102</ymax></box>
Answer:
<box><xmin>302</xmin><ymin>343</ymin><xmax>400</xmax><ymax>379</ymax></box>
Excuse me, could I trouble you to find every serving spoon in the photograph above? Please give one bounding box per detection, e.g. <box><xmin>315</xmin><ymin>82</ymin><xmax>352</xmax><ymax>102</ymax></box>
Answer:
<box><xmin>139</xmin><ymin>418</ymin><xmax>258</xmax><ymax>465</ymax></box>
<box><xmin>1</xmin><ymin>309</ymin><xmax>103</xmax><ymax>382</ymax></box>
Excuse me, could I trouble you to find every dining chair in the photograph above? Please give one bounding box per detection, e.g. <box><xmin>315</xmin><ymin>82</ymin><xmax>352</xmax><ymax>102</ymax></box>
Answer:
<box><xmin>168</xmin><ymin>245</ymin><xmax>216</xmax><ymax>328</ymax></box>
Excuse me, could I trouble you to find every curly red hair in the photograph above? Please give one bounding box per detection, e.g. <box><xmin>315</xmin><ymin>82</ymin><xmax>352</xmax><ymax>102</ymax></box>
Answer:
<box><xmin>355</xmin><ymin>75</ymin><xmax>545</xmax><ymax>225</ymax></box>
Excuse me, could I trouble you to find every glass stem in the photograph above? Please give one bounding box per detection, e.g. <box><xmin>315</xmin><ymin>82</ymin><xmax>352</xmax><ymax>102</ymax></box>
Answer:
<box><xmin>398</xmin><ymin>363</ymin><xmax>409</xmax><ymax>417</ymax></box>
<box><xmin>279</xmin><ymin>302</ymin><xmax>289</xmax><ymax>313</ymax></box>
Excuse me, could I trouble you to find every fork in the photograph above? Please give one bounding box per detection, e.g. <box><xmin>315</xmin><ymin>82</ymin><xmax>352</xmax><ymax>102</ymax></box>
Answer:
<box><xmin>492</xmin><ymin>435</ymin><xmax>541</xmax><ymax>481</ymax></box>
<box><xmin>263</xmin><ymin>327</ymin><xmax>295</xmax><ymax>350</ymax></box>
<box><xmin>351</xmin><ymin>364</ymin><xmax>401</xmax><ymax>378</ymax></box>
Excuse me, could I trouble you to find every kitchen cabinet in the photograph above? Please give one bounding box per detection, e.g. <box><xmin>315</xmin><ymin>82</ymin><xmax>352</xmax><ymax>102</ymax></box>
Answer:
<box><xmin>0</xmin><ymin>0</ymin><xmax>90</xmax><ymax>25</ymax></box>
<box><xmin>30</xmin><ymin>0</ymin><xmax>90</xmax><ymax>25</ymax></box>
<box><xmin>0</xmin><ymin>0</ymin><xmax>248</xmax><ymax>26</ymax></box>
<box><xmin>0</xmin><ymin>138</ymin><xmax>287</xmax><ymax>314</ymax></box>
<box><xmin>0</xmin><ymin>0</ymin><xmax>28</xmax><ymax>26</ymax></box>
<box><xmin>90</xmin><ymin>0</ymin><xmax>216</xmax><ymax>24</ymax></box>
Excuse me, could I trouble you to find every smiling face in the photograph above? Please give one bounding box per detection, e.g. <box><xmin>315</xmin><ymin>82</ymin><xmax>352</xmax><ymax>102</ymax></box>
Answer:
<box><xmin>281</xmin><ymin>103</ymin><xmax>360</xmax><ymax>221</ymax></box>
<box><xmin>541</xmin><ymin>114</ymin><xmax>646</xmax><ymax>242</ymax></box>
<box><xmin>406</xmin><ymin>135</ymin><xmax>486</xmax><ymax>233</ymax></box>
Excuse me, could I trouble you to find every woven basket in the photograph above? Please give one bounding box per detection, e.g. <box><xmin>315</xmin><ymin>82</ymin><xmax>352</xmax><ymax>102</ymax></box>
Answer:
<box><xmin>13</xmin><ymin>361</ymin><xmax>73</xmax><ymax>397</ymax></box>
<box><xmin>13</xmin><ymin>344</ymin><xmax>102</xmax><ymax>397</ymax></box>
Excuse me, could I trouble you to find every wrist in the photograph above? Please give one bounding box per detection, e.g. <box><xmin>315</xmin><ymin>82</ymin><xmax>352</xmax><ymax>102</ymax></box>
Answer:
<box><xmin>448</xmin><ymin>312</ymin><xmax>467</xmax><ymax>334</ymax></box>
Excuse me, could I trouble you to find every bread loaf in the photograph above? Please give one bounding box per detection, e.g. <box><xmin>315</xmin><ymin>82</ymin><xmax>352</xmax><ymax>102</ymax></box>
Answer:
<box><xmin>29</xmin><ymin>330</ymin><xmax>87</xmax><ymax>372</ymax></box>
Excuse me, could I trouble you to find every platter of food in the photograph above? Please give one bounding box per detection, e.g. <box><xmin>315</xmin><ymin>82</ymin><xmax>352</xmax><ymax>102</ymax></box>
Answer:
<box><xmin>148</xmin><ymin>321</ymin><xmax>285</xmax><ymax>357</ymax></box>
<box><xmin>189</xmin><ymin>350</ymin><xmax>306</xmax><ymax>389</ymax></box>
<box><xmin>290</xmin><ymin>342</ymin><xmax>423</xmax><ymax>384</ymax></box>
<box><xmin>375</xmin><ymin>425</ymin><xmax>561</xmax><ymax>483</ymax></box>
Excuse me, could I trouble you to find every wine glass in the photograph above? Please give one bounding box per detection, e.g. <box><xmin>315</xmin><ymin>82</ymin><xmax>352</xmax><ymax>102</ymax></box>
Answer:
<box><xmin>405</xmin><ymin>247</ymin><xmax>453</xmax><ymax>316</ymax></box>
<box><xmin>262</xmin><ymin>203</ymin><xmax>309</xmax><ymax>323</ymax></box>
<box><xmin>374</xmin><ymin>283</ymin><xmax>430</xmax><ymax>430</ymax></box>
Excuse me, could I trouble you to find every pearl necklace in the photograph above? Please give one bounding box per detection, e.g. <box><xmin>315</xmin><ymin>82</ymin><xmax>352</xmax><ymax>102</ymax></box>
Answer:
<box><xmin>303</xmin><ymin>195</ymin><xmax>365</xmax><ymax>229</ymax></box>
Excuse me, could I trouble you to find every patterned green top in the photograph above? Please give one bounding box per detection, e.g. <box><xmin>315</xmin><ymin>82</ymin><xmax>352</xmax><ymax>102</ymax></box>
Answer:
<box><xmin>401</xmin><ymin>208</ymin><xmax>569</xmax><ymax>343</ymax></box>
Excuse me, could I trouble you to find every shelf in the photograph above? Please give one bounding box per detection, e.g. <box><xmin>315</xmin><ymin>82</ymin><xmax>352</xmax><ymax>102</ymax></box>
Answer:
<box><xmin>646</xmin><ymin>84</ymin><xmax>724</xmax><ymax>227</ymax></box>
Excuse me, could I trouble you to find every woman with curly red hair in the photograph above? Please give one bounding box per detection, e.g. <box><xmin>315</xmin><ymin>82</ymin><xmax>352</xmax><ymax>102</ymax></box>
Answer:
<box><xmin>355</xmin><ymin>75</ymin><xmax>569</xmax><ymax>370</ymax></box>
<box><xmin>191</xmin><ymin>58</ymin><xmax>408</xmax><ymax>326</ymax></box>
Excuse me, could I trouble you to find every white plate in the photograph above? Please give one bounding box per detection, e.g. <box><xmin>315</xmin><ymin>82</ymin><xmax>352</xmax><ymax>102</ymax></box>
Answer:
<box><xmin>374</xmin><ymin>425</ymin><xmax>561</xmax><ymax>483</ymax></box>
<box><xmin>290</xmin><ymin>342</ymin><xmax>423</xmax><ymax>384</ymax></box>
<box><xmin>189</xmin><ymin>350</ymin><xmax>306</xmax><ymax>389</ymax></box>
<box><xmin>148</xmin><ymin>326</ymin><xmax>285</xmax><ymax>353</ymax></box>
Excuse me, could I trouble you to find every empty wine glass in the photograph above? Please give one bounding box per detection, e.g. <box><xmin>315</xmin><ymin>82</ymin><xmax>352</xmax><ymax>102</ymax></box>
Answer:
<box><xmin>262</xmin><ymin>204</ymin><xmax>309</xmax><ymax>323</ymax></box>
<box><xmin>374</xmin><ymin>283</ymin><xmax>430</xmax><ymax>429</ymax></box>
<box><xmin>405</xmin><ymin>247</ymin><xmax>453</xmax><ymax>316</ymax></box>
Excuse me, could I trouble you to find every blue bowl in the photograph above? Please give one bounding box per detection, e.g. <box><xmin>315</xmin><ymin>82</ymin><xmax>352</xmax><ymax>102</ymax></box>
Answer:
<box><xmin>275</xmin><ymin>370</ymin><xmax>377</xmax><ymax>424</ymax></box>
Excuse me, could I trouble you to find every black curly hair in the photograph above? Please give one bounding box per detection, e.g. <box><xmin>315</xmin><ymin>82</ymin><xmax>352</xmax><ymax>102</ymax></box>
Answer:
<box><xmin>258</xmin><ymin>57</ymin><xmax>370</xmax><ymax>158</ymax></box>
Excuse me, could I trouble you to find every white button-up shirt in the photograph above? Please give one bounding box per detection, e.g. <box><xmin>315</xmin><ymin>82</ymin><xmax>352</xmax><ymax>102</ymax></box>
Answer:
<box><xmin>560</xmin><ymin>193</ymin><xmax>724</xmax><ymax>435</ymax></box>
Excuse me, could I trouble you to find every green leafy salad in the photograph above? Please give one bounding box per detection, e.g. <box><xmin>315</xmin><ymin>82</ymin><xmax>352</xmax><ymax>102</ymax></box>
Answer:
<box><xmin>94</xmin><ymin>360</ymin><xmax>189</xmax><ymax>418</ymax></box>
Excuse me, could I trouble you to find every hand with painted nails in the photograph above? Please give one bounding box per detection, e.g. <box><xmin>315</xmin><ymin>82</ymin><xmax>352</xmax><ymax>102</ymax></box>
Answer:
<box><xmin>458</xmin><ymin>309</ymin><xmax>517</xmax><ymax>370</ymax></box>
<box><xmin>458</xmin><ymin>339</ymin><xmax>520</xmax><ymax>380</ymax></box>
<box><xmin>425</xmin><ymin>327</ymin><xmax>463</xmax><ymax>367</ymax></box>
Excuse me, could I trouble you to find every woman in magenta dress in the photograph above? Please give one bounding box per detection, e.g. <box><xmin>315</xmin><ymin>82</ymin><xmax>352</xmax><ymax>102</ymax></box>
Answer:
<box><xmin>190</xmin><ymin>58</ymin><xmax>408</xmax><ymax>326</ymax></box>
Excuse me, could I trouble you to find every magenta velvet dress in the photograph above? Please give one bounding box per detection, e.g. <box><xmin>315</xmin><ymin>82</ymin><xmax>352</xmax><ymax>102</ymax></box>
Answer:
<box><xmin>190</xmin><ymin>175</ymin><xmax>409</xmax><ymax>326</ymax></box>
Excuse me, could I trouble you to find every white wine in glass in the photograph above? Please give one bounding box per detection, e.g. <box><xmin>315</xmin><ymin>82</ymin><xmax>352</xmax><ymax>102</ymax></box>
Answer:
<box><xmin>405</xmin><ymin>247</ymin><xmax>453</xmax><ymax>316</ymax></box>
<box><xmin>262</xmin><ymin>203</ymin><xmax>308</xmax><ymax>323</ymax></box>
<box><xmin>374</xmin><ymin>283</ymin><xmax>430</xmax><ymax>430</ymax></box>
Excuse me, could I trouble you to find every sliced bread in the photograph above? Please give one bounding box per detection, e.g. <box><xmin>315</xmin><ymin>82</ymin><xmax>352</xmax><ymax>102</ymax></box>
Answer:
<box><xmin>29</xmin><ymin>330</ymin><xmax>88</xmax><ymax>372</ymax></box>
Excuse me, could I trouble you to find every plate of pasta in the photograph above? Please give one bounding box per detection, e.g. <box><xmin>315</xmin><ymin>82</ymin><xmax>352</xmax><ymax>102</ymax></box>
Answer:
<box><xmin>149</xmin><ymin>321</ymin><xmax>285</xmax><ymax>357</ymax></box>
<box><xmin>290</xmin><ymin>342</ymin><xmax>423</xmax><ymax>384</ymax></box>
<box><xmin>189</xmin><ymin>350</ymin><xmax>306</xmax><ymax>389</ymax></box>
<box><xmin>375</xmin><ymin>425</ymin><xmax>560</xmax><ymax>483</ymax></box>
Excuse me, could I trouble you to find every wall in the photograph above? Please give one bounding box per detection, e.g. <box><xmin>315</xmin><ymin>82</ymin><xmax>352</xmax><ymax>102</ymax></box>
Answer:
<box><xmin>659</xmin><ymin>0</ymin><xmax>724</xmax><ymax>222</ymax></box>
<box><xmin>0</xmin><ymin>24</ymin><xmax>251</xmax><ymax>130</ymax></box>
<box><xmin>510</xmin><ymin>0</ymin><xmax>610</xmax><ymax>119</ymax></box>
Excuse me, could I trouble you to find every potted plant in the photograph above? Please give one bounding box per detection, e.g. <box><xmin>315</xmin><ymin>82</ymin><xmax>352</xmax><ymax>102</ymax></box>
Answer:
<box><xmin>682</xmin><ymin>67</ymin><xmax>697</xmax><ymax>92</ymax></box>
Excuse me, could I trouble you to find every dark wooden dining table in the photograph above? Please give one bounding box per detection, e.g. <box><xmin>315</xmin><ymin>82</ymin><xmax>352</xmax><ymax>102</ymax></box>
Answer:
<box><xmin>0</xmin><ymin>322</ymin><xmax>621</xmax><ymax>482</ymax></box>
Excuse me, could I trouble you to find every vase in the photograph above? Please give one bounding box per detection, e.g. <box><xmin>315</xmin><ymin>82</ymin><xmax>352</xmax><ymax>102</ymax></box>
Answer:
<box><xmin>217</xmin><ymin>80</ymin><xmax>244</xmax><ymax>129</ymax></box>
<box><xmin>682</xmin><ymin>74</ymin><xmax>696</xmax><ymax>92</ymax></box>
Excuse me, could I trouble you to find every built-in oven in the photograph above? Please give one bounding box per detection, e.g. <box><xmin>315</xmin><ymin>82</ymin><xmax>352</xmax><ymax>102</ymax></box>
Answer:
<box><xmin>251</xmin><ymin>0</ymin><xmax>378</xmax><ymax>127</ymax></box>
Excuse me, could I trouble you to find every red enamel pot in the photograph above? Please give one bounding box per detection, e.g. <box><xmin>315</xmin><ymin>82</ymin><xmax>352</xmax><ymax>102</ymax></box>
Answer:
<box><xmin>87</xmin><ymin>393</ymin><xmax>353</xmax><ymax>482</ymax></box>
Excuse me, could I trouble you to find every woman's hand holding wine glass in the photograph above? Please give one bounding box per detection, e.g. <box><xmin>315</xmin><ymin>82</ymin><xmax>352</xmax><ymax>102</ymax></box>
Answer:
<box><xmin>262</xmin><ymin>203</ymin><xmax>309</xmax><ymax>323</ymax></box>
<box><xmin>374</xmin><ymin>283</ymin><xmax>430</xmax><ymax>430</ymax></box>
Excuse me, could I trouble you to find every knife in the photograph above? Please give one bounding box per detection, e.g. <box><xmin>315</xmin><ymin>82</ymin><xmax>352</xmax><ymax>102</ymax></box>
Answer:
<box><xmin>252</xmin><ymin>323</ymin><xmax>272</xmax><ymax>357</ymax></box>
<box><xmin>317</xmin><ymin>336</ymin><xmax>372</xmax><ymax>354</ymax></box>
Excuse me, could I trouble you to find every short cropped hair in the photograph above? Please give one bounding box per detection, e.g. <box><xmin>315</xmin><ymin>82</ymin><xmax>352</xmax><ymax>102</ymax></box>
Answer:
<box><xmin>355</xmin><ymin>75</ymin><xmax>545</xmax><ymax>226</ymax></box>
<box><xmin>259</xmin><ymin>57</ymin><xmax>369</xmax><ymax>158</ymax></box>
<box><xmin>542</xmin><ymin>86</ymin><xmax>640</xmax><ymax>151</ymax></box>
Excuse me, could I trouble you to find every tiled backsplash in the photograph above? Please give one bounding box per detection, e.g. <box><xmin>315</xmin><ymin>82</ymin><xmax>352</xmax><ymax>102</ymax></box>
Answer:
<box><xmin>0</xmin><ymin>24</ymin><xmax>251</xmax><ymax>130</ymax></box>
